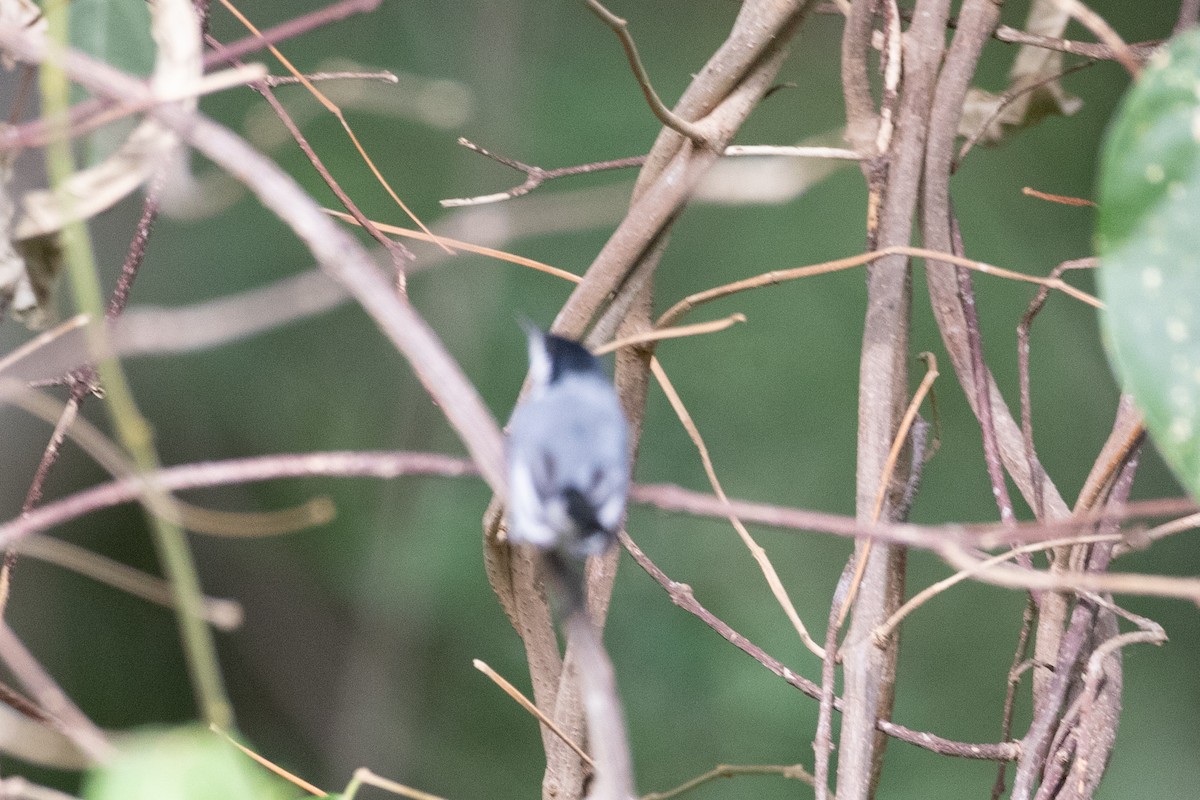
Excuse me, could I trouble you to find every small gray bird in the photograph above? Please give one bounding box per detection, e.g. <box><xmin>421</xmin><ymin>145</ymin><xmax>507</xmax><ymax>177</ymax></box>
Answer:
<box><xmin>505</xmin><ymin>324</ymin><xmax>630</xmax><ymax>602</ymax></box>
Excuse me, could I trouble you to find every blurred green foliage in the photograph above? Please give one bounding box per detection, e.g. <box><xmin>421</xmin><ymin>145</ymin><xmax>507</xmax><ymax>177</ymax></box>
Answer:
<box><xmin>1098</xmin><ymin>30</ymin><xmax>1200</xmax><ymax>502</ymax></box>
<box><xmin>1</xmin><ymin>1</ymin><xmax>1198</xmax><ymax>799</ymax></box>
<box><xmin>83</xmin><ymin>726</ymin><xmax>292</xmax><ymax>800</ymax></box>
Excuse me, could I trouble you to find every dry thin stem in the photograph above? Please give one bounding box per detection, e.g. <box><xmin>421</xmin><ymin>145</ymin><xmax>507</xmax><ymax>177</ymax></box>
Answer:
<box><xmin>655</xmin><ymin>244</ymin><xmax>1099</xmax><ymax>330</ymax></box>
<box><xmin>583</xmin><ymin>0</ymin><xmax>708</xmax><ymax>144</ymax></box>
<box><xmin>1058</xmin><ymin>0</ymin><xmax>1141</xmax><ymax>77</ymax></box>
<box><xmin>953</xmin><ymin>220</ymin><xmax>1017</xmax><ymax>527</ymax></box>
<box><xmin>473</xmin><ymin>659</ymin><xmax>595</xmax><ymax>769</ymax></box>
<box><xmin>0</xmin><ymin>24</ymin><xmax>511</xmax><ymax>493</ymax></box>
<box><xmin>618</xmin><ymin>531</ymin><xmax>1019</xmax><ymax>761</ymax></box>
<box><xmin>1021</xmin><ymin>186</ymin><xmax>1095</xmax><ymax>207</ymax></box>
<box><xmin>2</xmin><ymin>445</ymin><xmax>1191</xmax><ymax>572</ymax></box>
<box><xmin>836</xmin><ymin>352</ymin><xmax>940</xmax><ymax>628</ymax></box>
<box><xmin>442</xmin><ymin>138</ymin><xmax>647</xmax><ymax>207</ymax></box>
<box><xmin>202</xmin><ymin>0</ymin><xmax>381</xmax><ymax>68</ymax></box>
<box><xmin>870</xmin><ymin>532</ymin><xmax>1118</xmax><ymax>646</ymax></box>
<box><xmin>1017</xmin><ymin>258</ymin><xmax>1097</xmax><ymax>518</ymax></box>
<box><xmin>991</xmin><ymin>599</ymin><xmax>1036</xmax><ymax>800</ymax></box>
<box><xmin>723</xmin><ymin>144</ymin><xmax>861</xmax><ymax>159</ymax></box>
<box><xmin>650</xmin><ymin>357</ymin><xmax>826</xmax><ymax>659</ymax></box>
<box><xmin>211</xmin><ymin>724</ymin><xmax>328</xmax><ymax>796</ymax></box>
<box><xmin>343</xmin><ymin>768</ymin><xmax>447</xmax><ymax>800</ymax></box>
<box><xmin>441</xmin><ymin>140</ymin><xmax>861</xmax><ymax>208</ymax></box>
<box><xmin>0</xmin><ymin>451</ymin><xmax>478</xmax><ymax>548</ymax></box>
<box><xmin>1114</xmin><ymin>511</ymin><xmax>1200</xmax><ymax>557</ymax></box>
<box><xmin>261</xmin><ymin>69</ymin><xmax>398</xmax><ymax>87</ymax></box>
<box><xmin>940</xmin><ymin>544</ymin><xmax>1200</xmax><ymax>602</ymax></box>
<box><xmin>214</xmin><ymin>0</ymin><xmax>448</xmax><ymax>254</ymax></box>
<box><xmin>0</xmin><ymin>622</ymin><xmax>112</xmax><ymax>763</ymax></box>
<box><xmin>641</xmin><ymin>763</ymin><xmax>814</xmax><ymax>800</ymax></box>
<box><xmin>205</xmin><ymin>34</ymin><xmax>415</xmax><ymax>282</ymax></box>
<box><xmin>956</xmin><ymin>60</ymin><xmax>1096</xmax><ymax>167</ymax></box>
<box><xmin>20</xmin><ymin>534</ymin><xmax>243</xmax><ymax>630</ymax></box>
<box><xmin>993</xmin><ymin>25</ymin><xmax>1158</xmax><ymax>62</ymax></box>
<box><xmin>325</xmin><ymin>210</ymin><xmax>582</xmax><ymax>283</ymax></box>
<box><xmin>594</xmin><ymin>314</ymin><xmax>746</xmax><ymax>355</ymax></box>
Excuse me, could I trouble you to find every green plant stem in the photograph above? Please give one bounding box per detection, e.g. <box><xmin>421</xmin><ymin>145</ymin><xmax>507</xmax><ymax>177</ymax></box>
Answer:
<box><xmin>39</xmin><ymin>0</ymin><xmax>232</xmax><ymax>730</ymax></box>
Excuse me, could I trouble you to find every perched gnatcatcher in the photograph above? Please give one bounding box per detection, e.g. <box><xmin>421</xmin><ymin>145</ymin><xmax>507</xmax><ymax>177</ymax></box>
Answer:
<box><xmin>505</xmin><ymin>323</ymin><xmax>630</xmax><ymax>605</ymax></box>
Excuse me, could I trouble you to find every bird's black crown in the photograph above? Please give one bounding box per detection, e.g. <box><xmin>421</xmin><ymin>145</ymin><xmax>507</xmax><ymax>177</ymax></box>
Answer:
<box><xmin>543</xmin><ymin>333</ymin><xmax>602</xmax><ymax>383</ymax></box>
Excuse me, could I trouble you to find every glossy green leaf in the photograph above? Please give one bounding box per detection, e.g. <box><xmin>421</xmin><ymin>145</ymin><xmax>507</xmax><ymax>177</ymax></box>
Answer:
<box><xmin>83</xmin><ymin>726</ymin><xmax>294</xmax><ymax>800</ymax></box>
<box><xmin>1097</xmin><ymin>30</ymin><xmax>1200</xmax><ymax>499</ymax></box>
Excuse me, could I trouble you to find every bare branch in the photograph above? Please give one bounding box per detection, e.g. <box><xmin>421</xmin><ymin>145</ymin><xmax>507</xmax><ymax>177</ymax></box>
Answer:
<box><xmin>583</xmin><ymin>0</ymin><xmax>708</xmax><ymax>144</ymax></box>
<box><xmin>1057</xmin><ymin>0</ymin><xmax>1142</xmax><ymax>77</ymax></box>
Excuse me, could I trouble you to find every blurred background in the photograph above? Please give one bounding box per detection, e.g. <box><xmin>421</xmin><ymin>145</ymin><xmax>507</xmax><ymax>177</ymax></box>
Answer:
<box><xmin>0</xmin><ymin>0</ymin><xmax>1197</xmax><ymax>797</ymax></box>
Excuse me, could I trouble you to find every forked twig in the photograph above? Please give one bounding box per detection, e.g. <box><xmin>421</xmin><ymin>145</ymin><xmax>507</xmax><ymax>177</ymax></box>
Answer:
<box><xmin>583</xmin><ymin>0</ymin><xmax>708</xmax><ymax>144</ymax></box>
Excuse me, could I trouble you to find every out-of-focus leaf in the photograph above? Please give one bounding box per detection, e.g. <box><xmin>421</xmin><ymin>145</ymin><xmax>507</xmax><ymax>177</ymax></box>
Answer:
<box><xmin>959</xmin><ymin>0</ymin><xmax>1082</xmax><ymax>146</ymax></box>
<box><xmin>69</xmin><ymin>0</ymin><xmax>153</xmax><ymax>78</ymax></box>
<box><xmin>83</xmin><ymin>726</ymin><xmax>293</xmax><ymax>800</ymax></box>
<box><xmin>70</xmin><ymin>0</ymin><xmax>154</xmax><ymax>164</ymax></box>
<box><xmin>0</xmin><ymin>133</ymin><xmax>44</xmax><ymax>326</ymax></box>
<box><xmin>1097</xmin><ymin>30</ymin><xmax>1200</xmax><ymax>499</ymax></box>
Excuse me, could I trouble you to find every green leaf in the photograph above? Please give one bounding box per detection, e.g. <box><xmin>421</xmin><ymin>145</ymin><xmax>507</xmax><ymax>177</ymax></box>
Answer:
<box><xmin>1097</xmin><ymin>30</ymin><xmax>1200</xmax><ymax>499</ymax></box>
<box><xmin>69</xmin><ymin>0</ymin><xmax>154</xmax><ymax>77</ymax></box>
<box><xmin>69</xmin><ymin>0</ymin><xmax>154</xmax><ymax>164</ymax></box>
<box><xmin>83</xmin><ymin>726</ymin><xmax>295</xmax><ymax>800</ymax></box>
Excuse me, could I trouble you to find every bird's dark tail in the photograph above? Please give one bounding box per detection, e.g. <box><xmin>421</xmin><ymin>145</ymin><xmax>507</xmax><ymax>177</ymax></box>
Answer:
<box><xmin>543</xmin><ymin>549</ymin><xmax>587</xmax><ymax>615</ymax></box>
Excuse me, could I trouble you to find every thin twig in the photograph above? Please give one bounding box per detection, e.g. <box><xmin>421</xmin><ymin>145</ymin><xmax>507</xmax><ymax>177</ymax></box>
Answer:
<box><xmin>214</xmin><ymin>0</ymin><xmax>447</xmax><ymax>257</ymax></box>
<box><xmin>723</xmin><ymin>144</ymin><xmax>862</xmax><ymax>159</ymax></box>
<box><xmin>583</xmin><ymin>0</ymin><xmax>708</xmax><ymax>144</ymax></box>
<box><xmin>837</xmin><ymin>352</ymin><xmax>940</xmax><ymax>628</ymax></box>
<box><xmin>206</xmin><ymin>36</ymin><xmax>415</xmax><ymax>281</ymax></box>
<box><xmin>201</xmin><ymin>0</ymin><xmax>382</xmax><ymax>70</ymax></box>
<box><xmin>650</xmin><ymin>357</ymin><xmax>826</xmax><ymax>658</ymax></box>
<box><xmin>641</xmin><ymin>763</ymin><xmax>813</xmax><ymax>800</ymax></box>
<box><xmin>442</xmin><ymin>138</ymin><xmax>647</xmax><ymax>207</ymax></box>
<box><xmin>1176</xmin><ymin>0</ymin><xmax>1200</xmax><ymax>35</ymax></box>
<box><xmin>870</xmin><ymin>533</ymin><xmax>1118</xmax><ymax>646</ymax></box>
<box><xmin>993</xmin><ymin>25</ymin><xmax>1159</xmax><ymax>62</ymax></box>
<box><xmin>0</xmin><ymin>622</ymin><xmax>113</xmax><ymax>763</ymax></box>
<box><xmin>260</xmin><ymin>69</ymin><xmax>399</xmax><ymax>87</ymax></box>
<box><xmin>594</xmin><ymin>314</ymin><xmax>746</xmax><ymax>355</ymax></box>
<box><xmin>326</xmin><ymin>210</ymin><xmax>581</xmax><ymax>282</ymax></box>
<box><xmin>342</xmin><ymin>768</ymin><xmax>446</xmax><ymax>800</ymax></box>
<box><xmin>619</xmin><ymin>531</ymin><xmax>1020</xmax><ymax>762</ymax></box>
<box><xmin>19</xmin><ymin>534</ymin><xmax>242</xmax><ymax>629</ymax></box>
<box><xmin>1020</xmin><ymin>186</ymin><xmax>1095</xmax><ymax>207</ymax></box>
<box><xmin>1058</xmin><ymin>0</ymin><xmax>1141</xmax><ymax>77</ymax></box>
<box><xmin>655</xmin><ymin>244</ymin><xmax>1100</xmax><ymax>330</ymax></box>
<box><xmin>1113</xmin><ymin>510</ymin><xmax>1200</xmax><ymax>557</ymax></box>
<box><xmin>991</xmin><ymin>598</ymin><xmax>1036</xmax><ymax>800</ymax></box>
<box><xmin>474</xmin><ymin>659</ymin><xmax>595</xmax><ymax>768</ymax></box>
<box><xmin>0</xmin><ymin>451</ymin><xmax>478</xmax><ymax>548</ymax></box>
<box><xmin>211</xmin><ymin>724</ymin><xmax>329</xmax><ymax>796</ymax></box>
<box><xmin>955</xmin><ymin>59</ymin><xmax>1095</xmax><ymax>170</ymax></box>
<box><xmin>442</xmin><ymin>139</ymin><xmax>862</xmax><ymax>208</ymax></box>
<box><xmin>952</xmin><ymin>218</ymin><xmax>1017</xmax><ymax>525</ymax></box>
<box><xmin>1017</xmin><ymin>258</ymin><xmax>1097</xmax><ymax>519</ymax></box>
